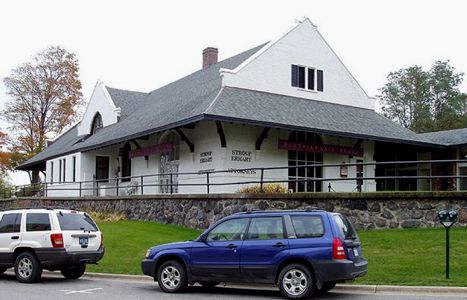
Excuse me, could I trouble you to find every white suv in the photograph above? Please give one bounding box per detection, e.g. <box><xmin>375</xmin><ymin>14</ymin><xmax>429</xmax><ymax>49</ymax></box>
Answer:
<box><xmin>0</xmin><ymin>207</ymin><xmax>104</xmax><ymax>283</ymax></box>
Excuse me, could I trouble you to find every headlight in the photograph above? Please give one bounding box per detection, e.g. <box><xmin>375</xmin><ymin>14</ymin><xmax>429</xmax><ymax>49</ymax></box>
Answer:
<box><xmin>145</xmin><ymin>249</ymin><xmax>151</xmax><ymax>258</ymax></box>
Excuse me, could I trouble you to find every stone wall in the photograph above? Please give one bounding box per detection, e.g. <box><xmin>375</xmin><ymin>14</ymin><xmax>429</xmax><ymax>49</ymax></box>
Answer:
<box><xmin>1</xmin><ymin>192</ymin><xmax>466</xmax><ymax>230</ymax></box>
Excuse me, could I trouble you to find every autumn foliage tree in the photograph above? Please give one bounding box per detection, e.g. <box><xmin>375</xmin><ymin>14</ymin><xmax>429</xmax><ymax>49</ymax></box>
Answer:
<box><xmin>2</xmin><ymin>46</ymin><xmax>83</xmax><ymax>183</ymax></box>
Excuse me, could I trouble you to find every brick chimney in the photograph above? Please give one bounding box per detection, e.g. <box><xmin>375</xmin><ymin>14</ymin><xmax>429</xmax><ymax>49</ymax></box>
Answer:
<box><xmin>202</xmin><ymin>47</ymin><xmax>218</xmax><ymax>69</ymax></box>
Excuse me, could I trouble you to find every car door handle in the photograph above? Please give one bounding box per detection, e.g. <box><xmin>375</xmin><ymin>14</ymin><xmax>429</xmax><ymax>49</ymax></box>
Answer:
<box><xmin>11</xmin><ymin>236</ymin><xmax>19</xmax><ymax>240</ymax></box>
<box><xmin>273</xmin><ymin>242</ymin><xmax>286</xmax><ymax>248</ymax></box>
<box><xmin>225</xmin><ymin>244</ymin><xmax>237</xmax><ymax>249</ymax></box>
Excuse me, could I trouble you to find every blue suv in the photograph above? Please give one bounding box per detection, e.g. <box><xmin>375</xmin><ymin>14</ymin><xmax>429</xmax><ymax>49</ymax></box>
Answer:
<box><xmin>141</xmin><ymin>209</ymin><xmax>367</xmax><ymax>299</ymax></box>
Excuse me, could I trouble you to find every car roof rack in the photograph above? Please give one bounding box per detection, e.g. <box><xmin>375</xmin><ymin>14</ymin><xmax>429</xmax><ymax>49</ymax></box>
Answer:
<box><xmin>236</xmin><ymin>206</ymin><xmax>325</xmax><ymax>215</ymax></box>
<box><xmin>0</xmin><ymin>206</ymin><xmax>80</xmax><ymax>212</ymax></box>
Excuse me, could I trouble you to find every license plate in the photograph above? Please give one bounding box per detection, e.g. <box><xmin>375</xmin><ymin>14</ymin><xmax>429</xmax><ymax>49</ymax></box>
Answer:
<box><xmin>353</xmin><ymin>248</ymin><xmax>359</xmax><ymax>256</ymax></box>
<box><xmin>79</xmin><ymin>237</ymin><xmax>89</xmax><ymax>246</ymax></box>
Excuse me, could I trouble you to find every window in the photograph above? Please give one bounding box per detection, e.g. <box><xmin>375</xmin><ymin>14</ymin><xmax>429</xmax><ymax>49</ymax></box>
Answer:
<box><xmin>59</xmin><ymin>159</ymin><xmax>62</xmax><ymax>183</ymax></box>
<box><xmin>206</xmin><ymin>218</ymin><xmax>249</xmax><ymax>242</ymax></box>
<box><xmin>246</xmin><ymin>217</ymin><xmax>284</xmax><ymax>240</ymax></box>
<box><xmin>291</xmin><ymin>65</ymin><xmax>324</xmax><ymax>92</ymax></box>
<box><xmin>57</xmin><ymin>213</ymin><xmax>98</xmax><ymax>231</ymax></box>
<box><xmin>288</xmin><ymin>131</ymin><xmax>323</xmax><ymax>192</ymax></box>
<box><xmin>121</xmin><ymin>143</ymin><xmax>132</xmax><ymax>182</ymax></box>
<box><xmin>62</xmin><ymin>158</ymin><xmax>66</xmax><ymax>182</ymax></box>
<box><xmin>291</xmin><ymin>65</ymin><xmax>305</xmax><ymax>88</ymax></box>
<box><xmin>96</xmin><ymin>156</ymin><xmax>110</xmax><ymax>182</ymax></box>
<box><xmin>50</xmin><ymin>161</ymin><xmax>54</xmax><ymax>183</ymax></box>
<box><xmin>291</xmin><ymin>216</ymin><xmax>324</xmax><ymax>238</ymax></box>
<box><xmin>72</xmin><ymin>156</ymin><xmax>76</xmax><ymax>182</ymax></box>
<box><xmin>26</xmin><ymin>213</ymin><xmax>51</xmax><ymax>232</ymax></box>
<box><xmin>0</xmin><ymin>213</ymin><xmax>21</xmax><ymax>233</ymax></box>
<box><xmin>91</xmin><ymin>113</ymin><xmax>103</xmax><ymax>135</ymax></box>
<box><xmin>333</xmin><ymin>214</ymin><xmax>357</xmax><ymax>240</ymax></box>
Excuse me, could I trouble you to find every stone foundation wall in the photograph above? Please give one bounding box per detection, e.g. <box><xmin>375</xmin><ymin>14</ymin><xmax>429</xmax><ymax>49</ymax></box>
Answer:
<box><xmin>1</xmin><ymin>192</ymin><xmax>466</xmax><ymax>230</ymax></box>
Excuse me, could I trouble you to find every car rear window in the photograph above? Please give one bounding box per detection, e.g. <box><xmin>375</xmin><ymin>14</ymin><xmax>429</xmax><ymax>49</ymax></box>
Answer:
<box><xmin>291</xmin><ymin>215</ymin><xmax>325</xmax><ymax>238</ymax></box>
<box><xmin>26</xmin><ymin>213</ymin><xmax>51</xmax><ymax>231</ymax></box>
<box><xmin>57</xmin><ymin>213</ymin><xmax>98</xmax><ymax>231</ymax></box>
<box><xmin>333</xmin><ymin>214</ymin><xmax>358</xmax><ymax>240</ymax></box>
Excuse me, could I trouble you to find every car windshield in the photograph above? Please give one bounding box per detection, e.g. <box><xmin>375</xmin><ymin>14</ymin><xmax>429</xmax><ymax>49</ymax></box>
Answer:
<box><xmin>333</xmin><ymin>214</ymin><xmax>358</xmax><ymax>240</ymax></box>
<box><xmin>57</xmin><ymin>212</ymin><xmax>98</xmax><ymax>231</ymax></box>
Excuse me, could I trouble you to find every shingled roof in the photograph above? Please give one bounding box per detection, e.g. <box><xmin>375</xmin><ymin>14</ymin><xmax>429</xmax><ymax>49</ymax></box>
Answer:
<box><xmin>419</xmin><ymin>128</ymin><xmax>467</xmax><ymax>147</ymax></box>
<box><xmin>18</xmin><ymin>42</ymin><xmax>458</xmax><ymax>170</ymax></box>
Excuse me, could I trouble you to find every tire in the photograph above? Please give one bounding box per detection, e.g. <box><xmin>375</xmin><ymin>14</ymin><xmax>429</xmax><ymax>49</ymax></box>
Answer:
<box><xmin>14</xmin><ymin>252</ymin><xmax>42</xmax><ymax>283</ymax></box>
<box><xmin>316</xmin><ymin>281</ymin><xmax>336</xmax><ymax>294</ymax></box>
<box><xmin>157</xmin><ymin>260</ymin><xmax>188</xmax><ymax>293</ymax></box>
<box><xmin>198</xmin><ymin>281</ymin><xmax>220</xmax><ymax>289</ymax></box>
<box><xmin>0</xmin><ymin>267</ymin><xmax>7</xmax><ymax>275</ymax></box>
<box><xmin>61</xmin><ymin>265</ymin><xmax>86</xmax><ymax>279</ymax></box>
<box><xmin>278</xmin><ymin>264</ymin><xmax>314</xmax><ymax>300</ymax></box>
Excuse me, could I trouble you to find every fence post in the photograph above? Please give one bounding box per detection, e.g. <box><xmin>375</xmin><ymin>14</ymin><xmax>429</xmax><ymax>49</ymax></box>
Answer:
<box><xmin>206</xmin><ymin>172</ymin><xmax>210</xmax><ymax>194</ymax></box>
<box><xmin>116</xmin><ymin>178</ymin><xmax>119</xmax><ymax>196</ymax></box>
<box><xmin>170</xmin><ymin>173</ymin><xmax>173</xmax><ymax>194</ymax></box>
<box><xmin>260</xmin><ymin>168</ymin><xmax>264</xmax><ymax>193</ymax></box>
<box><xmin>44</xmin><ymin>183</ymin><xmax>48</xmax><ymax>197</ymax></box>
<box><xmin>141</xmin><ymin>176</ymin><xmax>144</xmax><ymax>195</ymax></box>
<box><xmin>79</xmin><ymin>182</ymin><xmax>82</xmax><ymax>197</ymax></box>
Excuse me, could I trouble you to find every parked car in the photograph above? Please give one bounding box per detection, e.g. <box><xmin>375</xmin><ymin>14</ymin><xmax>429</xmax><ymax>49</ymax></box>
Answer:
<box><xmin>0</xmin><ymin>207</ymin><xmax>104</xmax><ymax>283</ymax></box>
<box><xmin>142</xmin><ymin>208</ymin><xmax>367</xmax><ymax>299</ymax></box>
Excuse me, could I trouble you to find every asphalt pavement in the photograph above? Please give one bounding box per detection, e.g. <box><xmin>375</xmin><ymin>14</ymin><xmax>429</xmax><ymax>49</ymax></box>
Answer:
<box><xmin>0</xmin><ymin>272</ymin><xmax>466</xmax><ymax>300</ymax></box>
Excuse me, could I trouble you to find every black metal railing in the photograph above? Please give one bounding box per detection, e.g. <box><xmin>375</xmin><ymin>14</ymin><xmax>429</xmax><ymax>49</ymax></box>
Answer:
<box><xmin>2</xmin><ymin>159</ymin><xmax>467</xmax><ymax>198</ymax></box>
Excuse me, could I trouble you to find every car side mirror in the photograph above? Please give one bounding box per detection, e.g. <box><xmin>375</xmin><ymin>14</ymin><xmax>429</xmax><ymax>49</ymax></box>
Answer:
<box><xmin>199</xmin><ymin>233</ymin><xmax>208</xmax><ymax>243</ymax></box>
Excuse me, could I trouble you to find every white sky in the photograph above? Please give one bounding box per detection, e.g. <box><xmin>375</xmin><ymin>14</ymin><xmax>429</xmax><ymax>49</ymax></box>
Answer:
<box><xmin>1</xmin><ymin>0</ymin><xmax>467</xmax><ymax>185</ymax></box>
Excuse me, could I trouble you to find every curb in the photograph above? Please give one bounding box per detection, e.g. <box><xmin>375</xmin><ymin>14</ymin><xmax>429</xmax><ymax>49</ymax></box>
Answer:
<box><xmin>14</xmin><ymin>271</ymin><xmax>467</xmax><ymax>296</ymax></box>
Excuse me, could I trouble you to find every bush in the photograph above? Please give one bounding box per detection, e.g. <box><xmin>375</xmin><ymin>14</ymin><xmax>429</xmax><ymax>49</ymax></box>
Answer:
<box><xmin>237</xmin><ymin>183</ymin><xmax>287</xmax><ymax>194</ymax></box>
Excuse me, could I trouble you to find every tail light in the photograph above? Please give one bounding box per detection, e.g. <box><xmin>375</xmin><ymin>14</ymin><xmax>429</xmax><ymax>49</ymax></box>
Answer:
<box><xmin>50</xmin><ymin>233</ymin><xmax>64</xmax><ymax>248</ymax></box>
<box><xmin>332</xmin><ymin>237</ymin><xmax>347</xmax><ymax>260</ymax></box>
<box><xmin>100</xmin><ymin>233</ymin><xmax>104</xmax><ymax>249</ymax></box>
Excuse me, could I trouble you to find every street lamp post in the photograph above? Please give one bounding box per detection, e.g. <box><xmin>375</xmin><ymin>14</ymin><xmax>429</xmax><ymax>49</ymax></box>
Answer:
<box><xmin>437</xmin><ymin>209</ymin><xmax>458</xmax><ymax>279</ymax></box>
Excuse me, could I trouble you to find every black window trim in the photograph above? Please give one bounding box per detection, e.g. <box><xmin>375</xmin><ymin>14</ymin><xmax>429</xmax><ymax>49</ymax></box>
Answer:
<box><xmin>205</xmin><ymin>217</ymin><xmax>251</xmax><ymax>242</ymax></box>
<box><xmin>289</xmin><ymin>214</ymin><xmax>326</xmax><ymax>239</ymax></box>
<box><xmin>244</xmin><ymin>216</ymin><xmax>287</xmax><ymax>240</ymax></box>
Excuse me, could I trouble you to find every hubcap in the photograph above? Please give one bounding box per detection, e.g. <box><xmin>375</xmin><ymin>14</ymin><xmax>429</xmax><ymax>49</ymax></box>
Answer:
<box><xmin>161</xmin><ymin>265</ymin><xmax>181</xmax><ymax>290</ymax></box>
<box><xmin>18</xmin><ymin>257</ymin><xmax>33</xmax><ymax>279</ymax></box>
<box><xmin>282</xmin><ymin>269</ymin><xmax>308</xmax><ymax>296</ymax></box>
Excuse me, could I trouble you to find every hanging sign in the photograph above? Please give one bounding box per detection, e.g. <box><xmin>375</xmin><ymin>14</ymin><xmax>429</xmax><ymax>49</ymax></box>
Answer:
<box><xmin>278</xmin><ymin>139</ymin><xmax>363</xmax><ymax>157</ymax></box>
<box><xmin>128</xmin><ymin>143</ymin><xmax>172</xmax><ymax>158</ymax></box>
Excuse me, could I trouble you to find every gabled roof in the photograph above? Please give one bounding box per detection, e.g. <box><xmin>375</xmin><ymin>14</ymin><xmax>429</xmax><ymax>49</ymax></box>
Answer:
<box><xmin>419</xmin><ymin>128</ymin><xmax>467</xmax><ymax>147</ymax></box>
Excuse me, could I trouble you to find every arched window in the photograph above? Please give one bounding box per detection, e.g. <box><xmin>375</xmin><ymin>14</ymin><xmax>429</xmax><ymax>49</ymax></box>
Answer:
<box><xmin>288</xmin><ymin>131</ymin><xmax>323</xmax><ymax>192</ymax></box>
<box><xmin>91</xmin><ymin>113</ymin><xmax>103</xmax><ymax>135</ymax></box>
<box><xmin>159</xmin><ymin>132</ymin><xmax>180</xmax><ymax>193</ymax></box>
<box><xmin>121</xmin><ymin>142</ymin><xmax>132</xmax><ymax>182</ymax></box>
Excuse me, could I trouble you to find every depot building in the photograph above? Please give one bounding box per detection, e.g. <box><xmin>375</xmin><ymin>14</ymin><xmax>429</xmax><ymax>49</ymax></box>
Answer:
<box><xmin>18</xmin><ymin>18</ymin><xmax>467</xmax><ymax>196</ymax></box>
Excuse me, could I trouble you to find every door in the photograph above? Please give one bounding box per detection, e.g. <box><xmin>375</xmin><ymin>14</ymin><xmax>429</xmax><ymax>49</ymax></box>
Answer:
<box><xmin>190</xmin><ymin>218</ymin><xmax>249</xmax><ymax>281</ymax></box>
<box><xmin>95</xmin><ymin>156</ymin><xmax>110</xmax><ymax>182</ymax></box>
<box><xmin>56</xmin><ymin>211</ymin><xmax>101</xmax><ymax>252</ymax></box>
<box><xmin>0</xmin><ymin>213</ymin><xmax>22</xmax><ymax>266</ymax></box>
<box><xmin>240</xmin><ymin>216</ymin><xmax>289</xmax><ymax>282</ymax></box>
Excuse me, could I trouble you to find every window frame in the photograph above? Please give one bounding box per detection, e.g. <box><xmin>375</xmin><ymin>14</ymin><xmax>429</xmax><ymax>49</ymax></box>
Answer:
<box><xmin>291</xmin><ymin>65</ymin><xmax>323</xmax><ymax>92</ymax></box>
<box><xmin>72</xmin><ymin>156</ymin><xmax>76</xmax><ymax>182</ymax></box>
<box><xmin>26</xmin><ymin>213</ymin><xmax>52</xmax><ymax>232</ymax></box>
<box><xmin>205</xmin><ymin>218</ymin><xmax>250</xmax><ymax>242</ymax></box>
<box><xmin>290</xmin><ymin>215</ymin><xmax>325</xmax><ymax>239</ymax></box>
<box><xmin>245</xmin><ymin>216</ymin><xmax>286</xmax><ymax>240</ymax></box>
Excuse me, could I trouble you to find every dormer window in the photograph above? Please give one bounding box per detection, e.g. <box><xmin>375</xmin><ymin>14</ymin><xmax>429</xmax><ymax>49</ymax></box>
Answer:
<box><xmin>91</xmin><ymin>113</ymin><xmax>103</xmax><ymax>135</ymax></box>
<box><xmin>291</xmin><ymin>65</ymin><xmax>324</xmax><ymax>92</ymax></box>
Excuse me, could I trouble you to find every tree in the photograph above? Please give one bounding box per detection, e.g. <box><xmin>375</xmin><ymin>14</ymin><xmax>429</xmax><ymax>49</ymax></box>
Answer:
<box><xmin>379</xmin><ymin>61</ymin><xmax>467</xmax><ymax>133</ymax></box>
<box><xmin>2</xmin><ymin>46</ymin><xmax>83</xmax><ymax>183</ymax></box>
<box><xmin>0</xmin><ymin>130</ymin><xmax>10</xmax><ymax>176</ymax></box>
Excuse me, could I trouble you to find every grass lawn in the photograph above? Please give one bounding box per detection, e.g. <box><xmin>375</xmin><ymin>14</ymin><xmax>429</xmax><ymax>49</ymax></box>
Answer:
<box><xmin>88</xmin><ymin>220</ymin><xmax>467</xmax><ymax>286</ymax></box>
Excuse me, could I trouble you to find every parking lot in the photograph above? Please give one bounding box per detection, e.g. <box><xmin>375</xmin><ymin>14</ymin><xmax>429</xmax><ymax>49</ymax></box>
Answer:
<box><xmin>1</xmin><ymin>272</ymin><xmax>466</xmax><ymax>300</ymax></box>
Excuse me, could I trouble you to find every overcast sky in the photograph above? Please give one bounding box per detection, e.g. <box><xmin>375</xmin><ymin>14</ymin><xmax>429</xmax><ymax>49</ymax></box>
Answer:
<box><xmin>1</xmin><ymin>0</ymin><xmax>467</xmax><ymax>184</ymax></box>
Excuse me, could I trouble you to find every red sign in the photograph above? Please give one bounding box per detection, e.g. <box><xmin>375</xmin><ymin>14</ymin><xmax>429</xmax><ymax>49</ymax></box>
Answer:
<box><xmin>278</xmin><ymin>139</ymin><xmax>363</xmax><ymax>157</ymax></box>
<box><xmin>128</xmin><ymin>143</ymin><xmax>172</xmax><ymax>158</ymax></box>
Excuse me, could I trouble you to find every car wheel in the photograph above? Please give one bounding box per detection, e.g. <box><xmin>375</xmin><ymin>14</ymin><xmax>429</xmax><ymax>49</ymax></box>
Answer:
<box><xmin>198</xmin><ymin>281</ymin><xmax>220</xmax><ymax>289</ymax></box>
<box><xmin>316</xmin><ymin>281</ymin><xmax>337</xmax><ymax>294</ymax></box>
<box><xmin>0</xmin><ymin>267</ymin><xmax>7</xmax><ymax>275</ymax></box>
<box><xmin>278</xmin><ymin>264</ymin><xmax>314</xmax><ymax>300</ymax></box>
<box><xmin>157</xmin><ymin>260</ymin><xmax>188</xmax><ymax>293</ymax></box>
<box><xmin>14</xmin><ymin>252</ymin><xmax>42</xmax><ymax>283</ymax></box>
<box><xmin>61</xmin><ymin>265</ymin><xmax>86</xmax><ymax>279</ymax></box>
